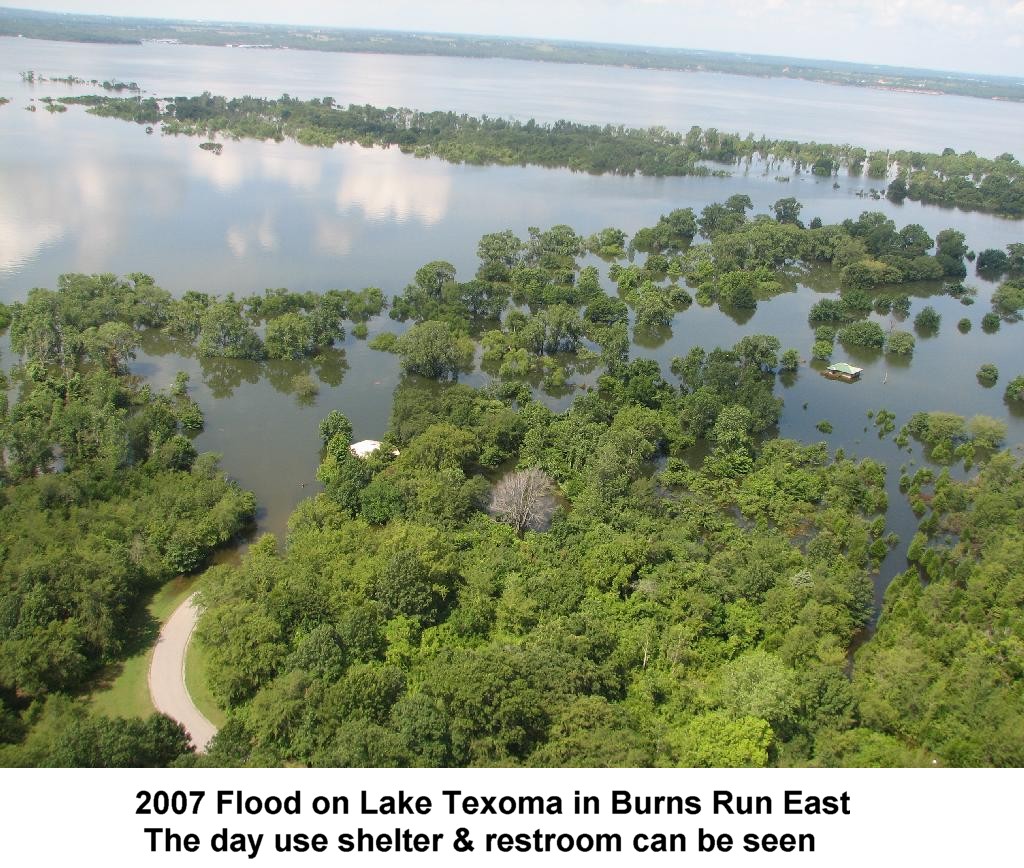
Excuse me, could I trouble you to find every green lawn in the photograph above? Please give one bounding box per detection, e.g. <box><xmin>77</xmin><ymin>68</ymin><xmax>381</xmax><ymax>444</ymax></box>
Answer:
<box><xmin>87</xmin><ymin>576</ymin><xmax>199</xmax><ymax>719</ymax></box>
<box><xmin>87</xmin><ymin>648</ymin><xmax>154</xmax><ymax>720</ymax></box>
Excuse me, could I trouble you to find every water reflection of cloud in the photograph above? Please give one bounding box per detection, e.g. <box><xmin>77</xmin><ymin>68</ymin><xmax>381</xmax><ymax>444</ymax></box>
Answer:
<box><xmin>226</xmin><ymin>211</ymin><xmax>278</xmax><ymax>258</ymax></box>
<box><xmin>188</xmin><ymin>145</ymin><xmax>245</xmax><ymax>190</ymax></box>
<box><xmin>0</xmin><ymin>116</ymin><xmax>192</xmax><ymax>279</ymax></box>
<box><xmin>73</xmin><ymin>220</ymin><xmax>120</xmax><ymax>273</ymax></box>
<box><xmin>2</xmin><ymin>157</ymin><xmax>166</xmax><ymax>275</ymax></box>
<box><xmin>259</xmin><ymin>149</ymin><xmax>322</xmax><ymax>191</ymax></box>
<box><xmin>335</xmin><ymin>148</ymin><xmax>452</xmax><ymax>225</ymax></box>
<box><xmin>226</xmin><ymin>226</ymin><xmax>248</xmax><ymax>258</ymax></box>
<box><xmin>257</xmin><ymin>212</ymin><xmax>277</xmax><ymax>250</ymax></box>
<box><xmin>73</xmin><ymin>161</ymin><xmax>111</xmax><ymax>210</ymax></box>
<box><xmin>0</xmin><ymin>206</ymin><xmax>63</xmax><ymax>273</ymax></box>
<box><xmin>314</xmin><ymin>218</ymin><xmax>353</xmax><ymax>256</ymax></box>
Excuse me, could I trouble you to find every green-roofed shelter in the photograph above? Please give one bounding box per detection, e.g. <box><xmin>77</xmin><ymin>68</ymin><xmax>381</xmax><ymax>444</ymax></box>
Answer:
<box><xmin>825</xmin><ymin>362</ymin><xmax>863</xmax><ymax>381</ymax></box>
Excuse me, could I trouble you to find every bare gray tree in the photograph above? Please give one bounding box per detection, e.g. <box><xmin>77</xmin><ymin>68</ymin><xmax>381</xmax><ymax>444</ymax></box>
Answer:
<box><xmin>489</xmin><ymin>467</ymin><xmax>556</xmax><ymax>535</ymax></box>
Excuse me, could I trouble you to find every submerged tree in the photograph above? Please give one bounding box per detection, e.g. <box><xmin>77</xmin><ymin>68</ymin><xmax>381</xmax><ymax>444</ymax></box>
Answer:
<box><xmin>394</xmin><ymin>320</ymin><xmax>474</xmax><ymax>380</ymax></box>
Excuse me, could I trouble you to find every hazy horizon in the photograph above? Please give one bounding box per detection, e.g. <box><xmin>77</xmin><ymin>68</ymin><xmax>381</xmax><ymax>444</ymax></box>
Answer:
<box><xmin>4</xmin><ymin>1</ymin><xmax>1023</xmax><ymax>78</ymax></box>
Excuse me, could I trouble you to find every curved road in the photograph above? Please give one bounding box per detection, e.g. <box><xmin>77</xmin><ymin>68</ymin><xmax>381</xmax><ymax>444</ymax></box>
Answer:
<box><xmin>148</xmin><ymin>594</ymin><xmax>217</xmax><ymax>753</ymax></box>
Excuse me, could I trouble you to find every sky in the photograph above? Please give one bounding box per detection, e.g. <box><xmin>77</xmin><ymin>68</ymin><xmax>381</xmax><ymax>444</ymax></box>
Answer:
<box><xmin>10</xmin><ymin>1</ymin><xmax>1024</xmax><ymax>77</ymax></box>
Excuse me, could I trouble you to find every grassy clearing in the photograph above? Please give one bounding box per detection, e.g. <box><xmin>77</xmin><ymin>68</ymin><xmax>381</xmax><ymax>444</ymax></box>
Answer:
<box><xmin>86</xmin><ymin>576</ymin><xmax>198</xmax><ymax>719</ymax></box>
<box><xmin>86</xmin><ymin>649</ymin><xmax>153</xmax><ymax>719</ymax></box>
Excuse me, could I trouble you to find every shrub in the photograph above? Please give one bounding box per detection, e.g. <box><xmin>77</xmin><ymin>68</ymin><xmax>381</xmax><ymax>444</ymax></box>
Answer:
<box><xmin>977</xmin><ymin>364</ymin><xmax>999</xmax><ymax>386</ymax></box>
<box><xmin>498</xmin><ymin>348</ymin><xmax>531</xmax><ymax>379</ymax></box>
<box><xmin>976</xmin><ymin>248</ymin><xmax>1009</xmax><ymax>273</ymax></box>
<box><xmin>913</xmin><ymin>306</ymin><xmax>941</xmax><ymax>331</ymax></box>
<box><xmin>841</xmin><ymin>259</ymin><xmax>892</xmax><ymax>290</ymax></box>
<box><xmin>886</xmin><ymin>330</ymin><xmax>915</xmax><ymax>356</ymax></box>
<box><xmin>838</xmin><ymin>320</ymin><xmax>885</xmax><ymax>348</ymax></box>
<box><xmin>291</xmin><ymin>374</ymin><xmax>319</xmax><ymax>400</ymax></box>
<box><xmin>264</xmin><ymin>312</ymin><xmax>317</xmax><ymax>360</ymax></box>
<box><xmin>981</xmin><ymin>312</ymin><xmax>1001</xmax><ymax>332</ymax></box>
<box><xmin>1006</xmin><ymin>376</ymin><xmax>1024</xmax><ymax>402</ymax></box>
<box><xmin>717</xmin><ymin>271</ymin><xmax>758</xmax><ymax>309</ymax></box>
<box><xmin>957</xmin><ymin>318</ymin><xmax>971</xmax><ymax>333</ymax></box>
<box><xmin>967</xmin><ymin>415</ymin><xmax>1007</xmax><ymax>449</ymax></box>
<box><xmin>368</xmin><ymin>331</ymin><xmax>399</xmax><ymax>352</ymax></box>
<box><xmin>170</xmin><ymin>371</ymin><xmax>189</xmax><ymax>397</ymax></box>
<box><xmin>808</xmin><ymin>298</ymin><xmax>845</xmax><ymax>322</ymax></box>
<box><xmin>394</xmin><ymin>321</ymin><xmax>475</xmax><ymax>380</ymax></box>
<box><xmin>318</xmin><ymin>410</ymin><xmax>353</xmax><ymax>445</ymax></box>
<box><xmin>840</xmin><ymin>288</ymin><xmax>873</xmax><ymax>313</ymax></box>
<box><xmin>811</xmin><ymin>340</ymin><xmax>833</xmax><ymax>361</ymax></box>
<box><xmin>992</xmin><ymin>278</ymin><xmax>1024</xmax><ymax>313</ymax></box>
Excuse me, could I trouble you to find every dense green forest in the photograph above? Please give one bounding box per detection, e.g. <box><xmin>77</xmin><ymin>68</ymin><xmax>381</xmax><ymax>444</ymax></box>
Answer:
<box><xmin>0</xmin><ymin>274</ymin><xmax>256</xmax><ymax>765</ymax></box>
<box><xmin>197</xmin><ymin>390</ymin><xmax>896</xmax><ymax>767</ymax></box>
<box><xmin>185</xmin><ymin>204</ymin><xmax>1020</xmax><ymax>767</ymax></box>
<box><xmin>2</xmin><ymin>6</ymin><xmax>1022</xmax><ymax>101</ymax></box>
<box><xmin>855</xmin><ymin>455</ymin><xmax>1024</xmax><ymax>765</ymax></box>
<box><xmin>192</xmin><ymin>383</ymin><xmax>1024</xmax><ymax>768</ymax></box>
<box><xmin>1</xmin><ymin>199</ymin><xmax>1021</xmax><ymax>766</ymax></box>
<box><xmin>56</xmin><ymin>92</ymin><xmax>1024</xmax><ymax>218</ymax></box>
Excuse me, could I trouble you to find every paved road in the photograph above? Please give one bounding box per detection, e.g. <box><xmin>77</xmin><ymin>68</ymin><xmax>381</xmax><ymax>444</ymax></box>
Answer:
<box><xmin>148</xmin><ymin>593</ymin><xmax>217</xmax><ymax>753</ymax></box>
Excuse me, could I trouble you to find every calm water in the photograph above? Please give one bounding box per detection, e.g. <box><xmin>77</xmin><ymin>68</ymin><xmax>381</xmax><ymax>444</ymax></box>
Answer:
<box><xmin>1</xmin><ymin>41</ymin><xmax>1023</xmax><ymax>609</ymax></box>
<box><xmin>4</xmin><ymin>36</ymin><xmax>1024</xmax><ymax>154</ymax></box>
<box><xmin>3</xmin><ymin>104</ymin><xmax>1020</xmax><ymax>296</ymax></box>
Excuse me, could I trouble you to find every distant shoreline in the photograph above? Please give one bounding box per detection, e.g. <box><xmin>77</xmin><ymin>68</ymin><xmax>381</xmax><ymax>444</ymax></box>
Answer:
<box><xmin>0</xmin><ymin>35</ymin><xmax>998</xmax><ymax>104</ymax></box>
<box><xmin>0</xmin><ymin>7</ymin><xmax>1021</xmax><ymax>104</ymax></box>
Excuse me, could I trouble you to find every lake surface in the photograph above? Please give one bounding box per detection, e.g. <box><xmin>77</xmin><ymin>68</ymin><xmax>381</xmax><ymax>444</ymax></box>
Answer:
<box><xmin>1</xmin><ymin>40</ymin><xmax>1022</xmax><ymax>610</ymax></box>
<box><xmin>4</xmin><ymin>36</ymin><xmax>1024</xmax><ymax>154</ymax></box>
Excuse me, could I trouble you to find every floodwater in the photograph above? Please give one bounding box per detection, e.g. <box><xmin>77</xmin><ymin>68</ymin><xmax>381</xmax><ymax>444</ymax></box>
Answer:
<box><xmin>1</xmin><ymin>40</ymin><xmax>1022</xmax><ymax>611</ymax></box>
<box><xmin>3</xmin><ymin>36</ymin><xmax>1024</xmax><ymax>153</ymax></box>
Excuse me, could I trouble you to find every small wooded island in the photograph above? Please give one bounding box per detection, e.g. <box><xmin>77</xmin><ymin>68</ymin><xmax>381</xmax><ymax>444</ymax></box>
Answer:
<box><xmin>50</xmin><ymin>91</ymin><xmax>1024</xmax><ymax>218</ymax></box>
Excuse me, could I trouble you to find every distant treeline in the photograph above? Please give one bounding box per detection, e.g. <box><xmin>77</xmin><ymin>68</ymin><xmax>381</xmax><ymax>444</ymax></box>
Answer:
<box><xmin>59</xmin><ymin>92</ymin><xmax>1024</xmax><ymax>218</ymax></box>
<box><xmin>2</xmin><ymin>6</ymin><xmax>1023</xmax><ymax>102</ymax></box>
